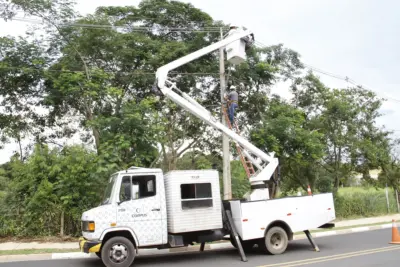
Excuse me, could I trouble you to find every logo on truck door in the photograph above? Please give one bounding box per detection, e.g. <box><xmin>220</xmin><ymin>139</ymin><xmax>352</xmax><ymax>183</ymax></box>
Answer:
<box><xmin>131</xmin><ymin>206</ymin><xmax>148</xmax><ymax>218</ymax></box>
<box><xmin>132</xmin><ymin>213</ymin><xmax>147</xmax><ymax>218</ymax></box>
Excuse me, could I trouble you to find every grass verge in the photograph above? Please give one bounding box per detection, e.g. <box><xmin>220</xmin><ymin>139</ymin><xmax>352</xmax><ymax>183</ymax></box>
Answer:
<box><xmin>0</xmin><ymin>248</ymin><xmax>80</xmax><ymax>256</ymax></box>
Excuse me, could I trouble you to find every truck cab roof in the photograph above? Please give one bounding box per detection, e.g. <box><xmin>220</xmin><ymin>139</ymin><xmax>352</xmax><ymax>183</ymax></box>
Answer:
<box><xmin>113</xmin><ymin>166</ymin><xmax>164</xmax><ymax>176</ymax></box>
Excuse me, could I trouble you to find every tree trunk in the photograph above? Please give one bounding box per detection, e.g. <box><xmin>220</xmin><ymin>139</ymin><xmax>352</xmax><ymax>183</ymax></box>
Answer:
<box><xmin>60</xmin><ymin>210</ymin><xmax>64</xmax><ymax>237</ymax></box>
<box><xmin>85</xmin><ymin>105</ymin><xmax>101</xmax><ymax>153</ymax></box>
<box><xmin>333</xmin><ymin>145</ymin><xmax>341</xmax><ymax>195</ymax></box>
<box><xmin>92</xmin><ymin>128</ymin><xmax>101</xmax><ymax>153</ymax></box>
<box><xmin>168</xmin><ymin>155</ymin><xmax>177</xmax><ymax>171</ymax></box>
<box><xmin>161</xmin><ymin>143</ymin><xmax>168</xmax><ymax>170</ymax></box>
<box><xmin>17</xmin><ymin>136</ymin><xmax>23</xmax><ymax>161</ymax></box>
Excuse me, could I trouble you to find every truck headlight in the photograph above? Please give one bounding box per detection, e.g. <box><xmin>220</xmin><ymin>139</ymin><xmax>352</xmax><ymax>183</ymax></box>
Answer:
<box><xmin>82</xmin><ymin>221</ymin><xmax>95</xmax><ymax>232</ymax></box>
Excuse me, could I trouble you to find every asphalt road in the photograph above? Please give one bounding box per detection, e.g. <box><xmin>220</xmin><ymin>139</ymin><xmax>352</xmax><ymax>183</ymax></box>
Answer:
<box><xmin>1</xmin><ymin>229</ymin><xmax>399</xmax><ymax>267</ymax></box>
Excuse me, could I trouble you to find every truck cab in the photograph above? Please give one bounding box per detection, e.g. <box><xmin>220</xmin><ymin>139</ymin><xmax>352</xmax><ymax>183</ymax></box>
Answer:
<box><xmin>79</xmin><ymin>167</ymin><xmax>226</xmax><ymax>267</ymax></box>
<box><xmin>80</xmin><ymin>167</ymin><xmax>167</xmax><ymax>265</ymax></box>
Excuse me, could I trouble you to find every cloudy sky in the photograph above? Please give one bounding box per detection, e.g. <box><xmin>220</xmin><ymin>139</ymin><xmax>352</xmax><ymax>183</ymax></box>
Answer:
<box><xmin>0</xmin><ymin>0</ymin><xmax>399</xmax><ymax>163</ymax></box>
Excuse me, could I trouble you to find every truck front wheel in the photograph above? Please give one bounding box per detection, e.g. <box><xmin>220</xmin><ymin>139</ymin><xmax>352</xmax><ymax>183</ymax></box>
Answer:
<box><xmin>259</xmin><ymin>226</ymin><xmax>288</xmax><ymax>255</ymax></box>
<box><xmin>101</xmin><ymin>236</ymin><xmax>136</xmax><ymax>267</ymax></box>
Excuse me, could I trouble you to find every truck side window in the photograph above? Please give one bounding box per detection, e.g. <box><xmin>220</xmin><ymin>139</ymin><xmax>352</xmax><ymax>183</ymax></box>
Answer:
<box><xmin>180</xmin><ymin>183</ymin><xmax>213</xmax><ymax>210</ymax></box>
<box><xmin>120</xmin><ymin>176</ymin><xmax>132</xmax><ymax>201</ymax></box>
<box><xmin>131</xmin><ymin>175</ymin><xmax>156</xmax><ymax>199</ymax></box>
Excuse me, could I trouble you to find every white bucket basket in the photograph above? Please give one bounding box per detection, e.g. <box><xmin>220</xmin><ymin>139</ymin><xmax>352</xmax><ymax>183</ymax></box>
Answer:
<box><xmin>225</xmin><ymin>27</ymin><xmax>248</xmax><ymax>65</ymax></box>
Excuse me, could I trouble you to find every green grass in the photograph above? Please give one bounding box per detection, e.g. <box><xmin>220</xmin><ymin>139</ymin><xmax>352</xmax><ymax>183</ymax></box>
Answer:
<box><xmin>0</xmin><ymin>248</ymin><xmax>80</xmax><ymax>256</ymax></box>
<box><xmin>335</xmin><ymin>187</ymin><xmax>398</xmax><ymax>219</ymax></box>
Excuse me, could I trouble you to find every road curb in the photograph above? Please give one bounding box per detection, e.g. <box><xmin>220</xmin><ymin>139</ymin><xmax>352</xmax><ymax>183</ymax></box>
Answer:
<box><xmin>0</xmin><ymin>254</ymin><xmax>53</xmax><ymax>263</ymax></box>
<box><xmin>0</xmin><ymin>223</ymin><xmax>393</xmax><ymax>263</ymax></box>
<box><xmin>293</xmin><ymin>223</ymin><xmax>392</xmax><ymax>240</ymax></box>
<box><xmin>51</xmin><ymin>252</ymin><xmax>94</xmax><ymax>260</ymax></box>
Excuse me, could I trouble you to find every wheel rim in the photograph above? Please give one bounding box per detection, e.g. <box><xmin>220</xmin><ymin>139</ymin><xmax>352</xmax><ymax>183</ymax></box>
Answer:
<box><xmin>270</xmin><ymin>232</ymin><xmax>284</xmax><ymax>250</ymax></box>
<box><xmin>109</xmin><ymin>243</ymin><xmax>129</xmax><ymax>264</ymax></box>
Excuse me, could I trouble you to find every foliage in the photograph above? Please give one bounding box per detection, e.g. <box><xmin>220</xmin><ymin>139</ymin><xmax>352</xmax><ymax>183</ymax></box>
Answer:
<box><xmin>0</xmin><ymin>36</ymin><xmax>48</xmax><ymax>156</ymax></box>
<box><xmin>0</xmin><ymin>144</ymin><xmax>111</xmax><ymax>237</ymax></box>
<box><xmin>250</xmin><ymin>94</ymin><xmax>325</xmax><ymax>192</ymax></box>
<box><xmin>175</xmin><ymin>151</ymin><xmax>214</xmax><ymax>170</ymax></box>
<box><xmin>0</xmin><ymin>0</ymin><xmax>397</xmax><ymax>238</ymax></box>
<box><xmin>288</xmin><ymin>72</ymin><xmax>391</xmax><ymax>194</ymax></box>
<box><xmin>230</xmin><ymin>160</ymin><xmax>250</xmax><ymax>199</ymax></box>
<box><xmin>334</xmin><ymin>187</ymin><xmax>398</xmax><ymax>219</ymax></box>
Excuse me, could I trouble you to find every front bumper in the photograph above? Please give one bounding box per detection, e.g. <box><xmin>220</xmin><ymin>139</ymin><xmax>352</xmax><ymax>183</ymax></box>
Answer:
<box><xmin>79</xmin><ymin>237</ymin><xmax>101</xmax><ymax>253</ymax></box>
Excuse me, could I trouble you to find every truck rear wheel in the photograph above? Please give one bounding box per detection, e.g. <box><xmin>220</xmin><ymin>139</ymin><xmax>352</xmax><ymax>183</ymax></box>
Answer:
<box><xmin>101</xmin><ymin>236</ymin><xmax>136</xmax><ymax>267</ymax></box>
<box><xmin>230</xmin><ymin>235</ymin><xmax>256</xmax><ymax>252</ymax></box>
<box><xmin>259</xmin><ymin>226</ymin><xmax>288</xmax><ymax>255</ymax></box>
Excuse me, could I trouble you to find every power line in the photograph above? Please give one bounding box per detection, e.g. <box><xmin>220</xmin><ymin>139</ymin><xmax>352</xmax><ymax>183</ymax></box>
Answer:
<box><xmin>4</xmin><ymin>16</ymin><xmax>400</xmax><ymax>103</ymax></box>
<box><xmin>10</xmin><ymin>16</ymin><xmax>228</xmax><ymax>33</ymax></box>
<box><xmin>253</xmin><ymin>41</ymin><xmax>400</xmax><ymax>103</ymax></box>
<box><xmin>0</xmin><ymin>66</ymin><xmax>218</xmax><ymax>76</ymax></box>
<box><xmin>11</xmin><ymin>14</ymin><xmax>229</xmax><ymax>27</ymax></box>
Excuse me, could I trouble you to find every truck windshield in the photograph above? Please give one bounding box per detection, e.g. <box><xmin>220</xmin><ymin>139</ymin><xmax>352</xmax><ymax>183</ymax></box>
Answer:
<box><xmin>101</xmin><ymin>174</ymin><xmax>117</xmax><ymax>205</ymax></box>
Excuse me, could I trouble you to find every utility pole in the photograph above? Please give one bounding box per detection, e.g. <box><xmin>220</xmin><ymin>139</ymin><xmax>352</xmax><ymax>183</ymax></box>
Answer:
<box><xmin>220</xmin><ymin>27</ymin><xmax>231</xmax><ymax>200</ymax></box>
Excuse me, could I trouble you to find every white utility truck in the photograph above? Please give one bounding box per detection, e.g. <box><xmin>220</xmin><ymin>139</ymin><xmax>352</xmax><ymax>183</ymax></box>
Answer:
<box><xmin>78</xmin><ymin>26</ymin><xmax>336</xmax><ymax>267</ymax></box>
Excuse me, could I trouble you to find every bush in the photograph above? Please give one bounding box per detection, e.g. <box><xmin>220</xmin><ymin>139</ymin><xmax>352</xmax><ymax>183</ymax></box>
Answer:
<box><xmin>334</xmin><ymin>187</ymin><xmax>398</xmax><ymax>219</ymax></box>
<box><xmin>0</xmin><ymin>144</ymin><xmax>114</xmax><ymax>238</ymax></box>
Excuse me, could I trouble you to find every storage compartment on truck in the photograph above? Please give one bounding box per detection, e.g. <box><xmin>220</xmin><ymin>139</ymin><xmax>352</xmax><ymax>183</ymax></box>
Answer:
<box><xmin>164</xmin><ymin>170</ymin><xmax>223</xmax><ymax>233</ymax></box>
<box><xmin>228</xmin><ymin>193</ymin><xmax>336</xmax><ymax>241</ymax></box>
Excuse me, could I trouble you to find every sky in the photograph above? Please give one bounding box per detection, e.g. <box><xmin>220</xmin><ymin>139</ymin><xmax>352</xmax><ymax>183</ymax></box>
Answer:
<box><xmin>0</xmin><ymin>0</ymin><xmax>399</xmax><ymax>163</ymax></box>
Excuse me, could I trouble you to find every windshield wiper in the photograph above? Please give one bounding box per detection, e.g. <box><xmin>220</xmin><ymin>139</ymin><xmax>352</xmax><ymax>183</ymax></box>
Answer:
<box><xmin>101</xmin><ymin>198</ymin><xmax>109</xmax><ymax>205</ymax></box>
<box><xmin>118</xmin><ymin>198</ymin><xmax>130</xmax><ymax>206</ymax></box>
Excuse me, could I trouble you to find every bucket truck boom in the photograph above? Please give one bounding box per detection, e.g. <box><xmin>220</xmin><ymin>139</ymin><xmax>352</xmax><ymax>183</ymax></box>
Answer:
<box><xmin>153</xmin><ymin>26</ymin><xmax>278</xmax><ymax>201</ymax></box>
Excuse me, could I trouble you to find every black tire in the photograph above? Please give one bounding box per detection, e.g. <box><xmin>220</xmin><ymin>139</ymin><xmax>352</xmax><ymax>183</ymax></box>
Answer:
<box><xmin>259</xmin><ymin>226</ymin><xmax>288</xmax><ymax>255</ymax></box>
<box><xmin>230</xmin><ymin>234</ymin><xmax>256</xmax><ymax>252</ymax></box>
<box><xmin>230</xmin><ymin>234</ymin><xmax>238</xmax><ymax>248</ymax></box>
<box><xmin>241</xmin><ymin>240</ymin><xmax>256</xmax><ymax>252</ymax></box>
<box><xmin>101</xmin><ymin>236</ymin><xmax>136</xmax><ymax>267</ymax></box>
<box><xmin>95</xmin><ymin>252</ymin><xmax>101</xmax><ymax>259</ymax></box>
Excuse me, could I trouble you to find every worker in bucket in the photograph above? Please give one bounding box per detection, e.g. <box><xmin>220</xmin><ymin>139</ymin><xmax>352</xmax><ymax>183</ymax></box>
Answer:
<box><xmin>225</xmin><ymin>86</ymin><xmax>239</xmax><ymax>125</ymax></box>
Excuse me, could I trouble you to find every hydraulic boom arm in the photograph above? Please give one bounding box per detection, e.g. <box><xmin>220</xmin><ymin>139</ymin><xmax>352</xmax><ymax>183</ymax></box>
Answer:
<box><xmin>154</xmin><ymin>26</ymin><xmax>278</xmax><ymax>200</ymax></box>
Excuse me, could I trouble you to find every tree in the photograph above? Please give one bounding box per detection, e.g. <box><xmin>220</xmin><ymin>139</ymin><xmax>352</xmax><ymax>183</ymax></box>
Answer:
<box><xmin>250</xmin><ymin>94</ymin><xmax>325</xmax><ymax>194</ymax></box>
<box><xmin>2</xmin><ymin>0</ymin><xmax>306</xmax><ymax>173</ymax></box>
<box><xmin>291</xmin><ymin>72</ymin><xmax>392</xmax><ymax>194</ymax></box>
<box><xmin>0</xmin><ymin>36</ymin><xmax>48</xmax><ymax>155</ymax></box>
<box><xmin>35</xmin><ymin>0</ymin><xmax>224</xmax><ymax>168</ymax></box>
<box><xmin>230</xmin><ymin>160</ymin><xmax>251</xmax><ymax>199</ymax></box>
<box><xmin>175</xmin><ymin>150</ymin><xmax>213</xmax><ymax>170</ymax></box>
<box><xmin>377</xmin><ymin>138</ymin><xmax>400</xmax><ymax>203</ymax></box>
<box><xmin>1</xmin><ymin>144</ymin><xmax>109</xmax><ymax>237</ymax></box>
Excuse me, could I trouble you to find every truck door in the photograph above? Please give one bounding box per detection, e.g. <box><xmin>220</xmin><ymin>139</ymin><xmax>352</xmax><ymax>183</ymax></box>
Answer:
<box><xmin>117</xmin><ymin>173</ymin><xmax>163</xmax><ymax>246</ymax></box>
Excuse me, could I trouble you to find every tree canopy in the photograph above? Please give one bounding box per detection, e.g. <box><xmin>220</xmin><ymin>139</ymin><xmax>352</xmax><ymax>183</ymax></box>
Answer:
<box><xmin>0</xmin><ymin>0</ymin><xmax>397</xmax><ymax>237</ymax></box>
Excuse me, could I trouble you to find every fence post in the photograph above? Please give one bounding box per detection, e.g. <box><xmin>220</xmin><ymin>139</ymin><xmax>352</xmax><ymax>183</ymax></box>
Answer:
<box><xmin>385</xmin><ymin>184</ymin><xmax>390</xmax><ymax>213</ymax></box>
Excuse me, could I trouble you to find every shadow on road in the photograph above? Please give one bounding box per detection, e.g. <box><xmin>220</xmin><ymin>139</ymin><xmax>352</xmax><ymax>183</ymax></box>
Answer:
<box><xmin>78</xmin><ymin>240</ymin><xmax>326</xmax><ymax>267</ymax></box>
